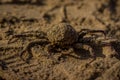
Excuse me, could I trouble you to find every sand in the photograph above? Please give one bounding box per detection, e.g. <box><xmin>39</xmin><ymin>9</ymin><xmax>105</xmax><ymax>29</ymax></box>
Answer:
<box><xmin>0</xmin><ymin>0</ymin><xmax>120</xmax><ymax>80</ymax></box>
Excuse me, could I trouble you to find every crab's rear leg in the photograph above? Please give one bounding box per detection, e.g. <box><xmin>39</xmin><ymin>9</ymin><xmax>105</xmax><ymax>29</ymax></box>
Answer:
<box><xmin>20</xmin><ymin>39</ymin><xmax>49</xmax><ymax>63</ymax></box>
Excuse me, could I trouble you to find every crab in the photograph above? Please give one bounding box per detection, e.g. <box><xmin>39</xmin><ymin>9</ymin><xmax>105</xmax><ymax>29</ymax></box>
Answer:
<box><xmin>8</xmin><ymin>22</ymin><xmax>119</xmax><ymax>63</ymax></box>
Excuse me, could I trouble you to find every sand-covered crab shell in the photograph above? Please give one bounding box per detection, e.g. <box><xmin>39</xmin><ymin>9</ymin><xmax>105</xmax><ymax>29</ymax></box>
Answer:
<box><xmin>47</xmin><ymin>23</ymin><xmax>78</xmax><ymax>45</ymax></box>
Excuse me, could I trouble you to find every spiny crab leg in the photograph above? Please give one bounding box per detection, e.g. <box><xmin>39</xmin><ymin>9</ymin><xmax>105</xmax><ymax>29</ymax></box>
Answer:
<box><xmin>96</xmin><ymin>37</ymin><xmax>119</xmax><ymax>45</ymax></box>
<box><xmin>78</xmin><ymin>29</ymin><xmax>106</xmax><ymax>38</ymax></box>
<box><xmin>19</xmin><ymin>39</ymin><xmax>49</xmax><ymax>63</ymax></box>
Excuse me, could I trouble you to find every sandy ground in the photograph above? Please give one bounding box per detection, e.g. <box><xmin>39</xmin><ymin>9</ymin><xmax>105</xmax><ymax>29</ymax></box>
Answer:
<box><xmin>0</xmin><ymin>0</ymin><xmax>120</xmax><ymax>80</ymax></box>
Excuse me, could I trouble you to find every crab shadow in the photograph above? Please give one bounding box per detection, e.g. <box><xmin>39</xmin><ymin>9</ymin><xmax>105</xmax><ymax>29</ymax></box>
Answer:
<box><xmin>112</xmin><ymin>42</ymin><xmax>120</xmax><ymax>59</ymax></box>
<box><xmin>59</xmin><ymin>43</ymin><xmax>120</xmax><ymax>61</ymax></box>
<box><xmin>74</xmin><ymin>46</ymin><xmax>104</xmax><ymax>60</ymax></box>
<box><xmin>56</xmin><ymin>45</ymin><xmax>105</xmax><ymax>62</ymax></box>
<box><xmin>74</xmin><ymin>46</ymin><xmax>105</xmax><ymax>60</ymax></box>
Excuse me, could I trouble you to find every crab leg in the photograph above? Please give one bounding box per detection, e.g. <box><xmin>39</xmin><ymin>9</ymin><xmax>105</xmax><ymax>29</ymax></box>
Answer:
<box><xmin>19</xmin><ymin>39</ymin><xmax>49</xmax><ymax>63</ymax></box>
<box><xmin>78</xmin><ymin>29</ymin><xmax>106</xmax><ymax>38</ymax></box>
